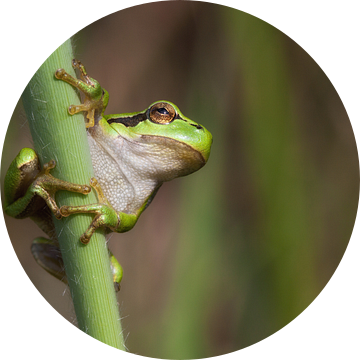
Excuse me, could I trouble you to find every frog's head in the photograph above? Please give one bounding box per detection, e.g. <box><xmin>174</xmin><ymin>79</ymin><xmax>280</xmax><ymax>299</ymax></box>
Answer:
<box><xmin>106</xmin><ymin>101</ymin><xmax>212</xmax><ymax>181</ymax></box>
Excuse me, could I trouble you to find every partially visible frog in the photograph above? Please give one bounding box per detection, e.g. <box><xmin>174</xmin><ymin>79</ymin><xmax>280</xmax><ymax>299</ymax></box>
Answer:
<box><xmin>3</xmin><ymin>59</ymin><xmax>212</xmax><ymax>289</ymax></box>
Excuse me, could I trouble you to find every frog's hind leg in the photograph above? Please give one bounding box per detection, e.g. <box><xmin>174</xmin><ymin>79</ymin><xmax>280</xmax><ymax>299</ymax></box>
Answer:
<box><xmin>31</xmin><ymin>238</ymin><xmax>123</xmax><ymax>292</ymax></box>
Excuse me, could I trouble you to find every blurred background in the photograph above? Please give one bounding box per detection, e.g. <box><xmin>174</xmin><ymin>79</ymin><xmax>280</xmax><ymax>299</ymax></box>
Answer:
<box><xmin>1</xmin><ymin>2</ymin><xmax>359</xmax><ymax>359</ymax></box>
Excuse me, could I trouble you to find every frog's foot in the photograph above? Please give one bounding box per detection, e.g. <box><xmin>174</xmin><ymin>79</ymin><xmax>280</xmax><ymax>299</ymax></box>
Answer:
<box><xmin>55</xmin><ymin>59</ymin><xmax>109</xmax><ymax>128</ymax></box>
<box><xmin>33</xmin><ymin>160</ymin><xmax>91</xmax><ymax>219</ymax></box>
<box><xmin>60</xmin><ymin>177</ymin><xmax>120</xmax><ymax>244</ymax></box>
<box><xmin>31</xmin><ymin>238</ymin><xmax>123</xmax><ymax>292</ymax></box>
<box><xmin>31</xmin><ymin>237</ymin><xmax>67</xmax><ymax>284</ymax></box>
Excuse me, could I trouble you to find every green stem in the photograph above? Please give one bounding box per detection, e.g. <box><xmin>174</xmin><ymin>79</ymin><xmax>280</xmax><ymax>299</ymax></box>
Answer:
<box><xmin>22</xmin><ymin>39</ymin><xmax>125</xmax><ymax>350</ymax></box>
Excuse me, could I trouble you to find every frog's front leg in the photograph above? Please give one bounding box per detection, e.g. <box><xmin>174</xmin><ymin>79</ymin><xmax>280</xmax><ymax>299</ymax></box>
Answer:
<box><xmin>55</xmin><ymin>59</ymin><xmax>109</xmax><ymax>128</ymax></box>
<box><xmin>60</xmin><ymin>178</ymin><xmax>139</xmax><ymax>244</ymax></box>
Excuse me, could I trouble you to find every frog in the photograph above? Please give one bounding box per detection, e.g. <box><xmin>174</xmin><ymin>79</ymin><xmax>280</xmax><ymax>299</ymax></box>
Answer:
<box><xmin>3</xmin><ymin>59</ymin><xmax>212</xmax><ymax>290</ymax></box>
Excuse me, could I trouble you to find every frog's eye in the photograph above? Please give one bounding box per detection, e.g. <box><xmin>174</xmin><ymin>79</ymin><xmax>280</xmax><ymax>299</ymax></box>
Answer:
<box><xmin>149</xmin><ymin>102</ymin><xmax>176</xmax><ymax>124</ymax></box>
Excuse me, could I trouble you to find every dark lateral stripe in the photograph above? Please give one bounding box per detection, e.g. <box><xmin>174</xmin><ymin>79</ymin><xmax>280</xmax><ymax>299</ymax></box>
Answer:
<box><xmin>107</xmin><ymin>112</ymin><xmax>186</xmax><ymax>127</ymax></box>
<box><xmin>107</xmin><ymin>113</ymin><xmax>147</xmax><ymax>127</ymax></box>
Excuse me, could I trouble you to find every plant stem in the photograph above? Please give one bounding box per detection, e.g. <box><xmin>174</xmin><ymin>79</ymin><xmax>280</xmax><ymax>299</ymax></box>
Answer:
<box><xmin>22</xmin><ymin>39</ymin><xmax>125</xmax><ymax>350</ymax></box>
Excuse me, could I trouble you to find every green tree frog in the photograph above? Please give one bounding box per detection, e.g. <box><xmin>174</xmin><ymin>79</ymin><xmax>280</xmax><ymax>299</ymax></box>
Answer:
<box><xmin>3</xmin><ymin>59</ymin><xmax>212</xmax><ymax>290</ymax></box>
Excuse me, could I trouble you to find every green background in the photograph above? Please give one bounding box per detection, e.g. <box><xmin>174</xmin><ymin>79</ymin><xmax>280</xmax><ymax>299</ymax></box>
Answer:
<box><xmin>2</xmin><ymin>2</ymin><xmax>358</xmax><ymax>358</ymax></box>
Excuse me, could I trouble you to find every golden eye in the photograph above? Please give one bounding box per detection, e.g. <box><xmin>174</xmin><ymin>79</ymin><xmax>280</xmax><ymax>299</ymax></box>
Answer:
<box><xmin>148</xmin><ymin>102</ymin><xmax>176</xmax><ymax>124</ymax></box>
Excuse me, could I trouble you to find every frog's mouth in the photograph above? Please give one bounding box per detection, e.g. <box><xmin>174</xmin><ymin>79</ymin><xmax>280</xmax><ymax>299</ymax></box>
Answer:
<box><xmin>136</xmin><ymin>134</ymin><xmax>207</xmax><ymax>180</ymax></box>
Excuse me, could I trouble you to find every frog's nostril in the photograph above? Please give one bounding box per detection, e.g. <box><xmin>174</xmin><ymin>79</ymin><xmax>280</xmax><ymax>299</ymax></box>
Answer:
<box><xmin>190</xmin><ymin>124</ymin><xmax>203</xmax><ymax>130</ymax></box>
